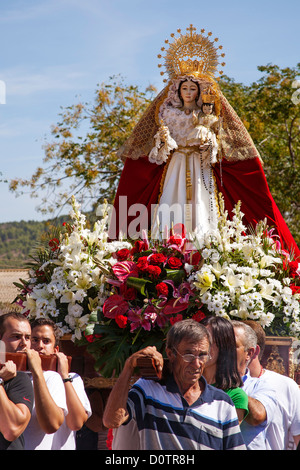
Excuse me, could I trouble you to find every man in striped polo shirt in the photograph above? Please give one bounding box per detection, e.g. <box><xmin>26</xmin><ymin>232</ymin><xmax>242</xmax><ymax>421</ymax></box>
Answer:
<box><xmin>103</xmin><ymin>319</ymin><xmax>246</xmax><ymax>450</ymax></box>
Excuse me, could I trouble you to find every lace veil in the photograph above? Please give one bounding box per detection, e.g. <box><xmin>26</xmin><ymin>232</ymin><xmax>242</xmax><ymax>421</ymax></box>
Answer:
<box><xmin>117</xmin><ymin>76</ymin><xmax>262</xmax><ymax>163</ymax></box>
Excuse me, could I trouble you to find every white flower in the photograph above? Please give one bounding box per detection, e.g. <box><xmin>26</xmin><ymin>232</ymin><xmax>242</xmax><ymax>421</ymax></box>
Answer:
<box><xmin>194</xmin><ymin>271</ymin><xmax>215</xmax><ymax>295</ymax></box>
<box><xmin>75</xmin><ymin>272</ymin><xmax>92</xmax><ymax>290</ymax></box>
<box><xmin>201</xmin><ymin>292</ymin><xmax>212</xmax><ymax>303</ymax></box>
<box><xmin>259</xmin><ymin>312</ymin><xmax>275</xmax><ymax>327</ymax></box>
<box><xmin>258</xmin><ymin>280</ymin><xmax>275</xmax><ymax>301</ymax></box>
<box><xmin>220</xmin><ymin>268</ymin><xmax>243</xmax><ymax>294</ymax></box>
<box><xmin>73</xmin><ymin>289</ymin><xmax>87</xmax><ymax>303</ymax></box>
<box><xmin>202</xmin><ymin>249</ymin><xmax>211</xmax><ymax>260</ymax></box>
<box><xmin>240</xmin><ymin>274</ymin><xmax>258</xmax><ymax>293</ymax></box>
<box><xmin>67</xmin><ymin>303</ymin><xmax>84</xmax><ymax>318</ymax></box>
<box><xmin>22</xmin><ymin>294</ymin><xmax>37</xmax><ymax>316</ymax></box>
<box><xmin>210</xmin><ymin>262</ymin><xmax>226</xmax><ymax>279</ymax></box>
<box><xmin>289</xmin><ymin>322</ymin><xmax>300</xmax><ymax>334</ymax></box>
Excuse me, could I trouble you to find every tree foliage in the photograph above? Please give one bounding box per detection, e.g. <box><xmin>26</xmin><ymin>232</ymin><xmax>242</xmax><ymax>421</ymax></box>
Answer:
<box><xmin>220</xmin><ymin>63</ymin><xmax>300</xmax><ymax>245</ymax></box>
<box><xmin>9</xmin><ymin>66</ymin><xmax>300</xmax><ymax>245</ymax></box>
<box><xmin>10</xmin><ymin>76</ymin><xmax>157</xmax><ymax>215</ymax></box>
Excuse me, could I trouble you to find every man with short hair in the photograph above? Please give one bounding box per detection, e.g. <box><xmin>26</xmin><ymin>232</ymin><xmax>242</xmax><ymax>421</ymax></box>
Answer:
<box><xmin>232</xmin><ymin>320</ymin><xmax>277</xmax><ymax>450</ymax></box>
<box><xmin>103</xmin><ymin>319</ymin><xmax>246</xmax><ymax>450</ymax></box>
<box><xmin>0</xmin><ymin>312</ymin><xmax>33</xmax><ymax>450</ymax></box>
<box><xmin>30</xmin><ymin>318</ymin><xmax>91</xmax><ymax>450</ymax></box>
<box><xmin>243</xmin><ymin>320</ymin><xmax>300</xmax><ymax>450</ymax></box>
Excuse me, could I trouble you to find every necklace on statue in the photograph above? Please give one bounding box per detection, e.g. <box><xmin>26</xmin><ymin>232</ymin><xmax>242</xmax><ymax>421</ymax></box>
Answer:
<box><xmin>182</xmin><ymin>106</ymin><xmax>199</xmax><ymax>115</ymax></box>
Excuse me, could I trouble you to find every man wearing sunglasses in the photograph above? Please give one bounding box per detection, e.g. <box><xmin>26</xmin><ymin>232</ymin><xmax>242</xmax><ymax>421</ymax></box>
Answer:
<box><xmin>103</xmin><ymin>319</ymin><xmax>246</xmax><ymax>451</ymax></box>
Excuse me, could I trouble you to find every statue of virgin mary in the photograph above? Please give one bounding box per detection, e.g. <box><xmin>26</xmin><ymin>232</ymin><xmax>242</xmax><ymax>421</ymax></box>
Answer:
<box><xmin>109</xmin><ymin>25</ymin><xmax>300</xmax><ymax>261</ymax></box>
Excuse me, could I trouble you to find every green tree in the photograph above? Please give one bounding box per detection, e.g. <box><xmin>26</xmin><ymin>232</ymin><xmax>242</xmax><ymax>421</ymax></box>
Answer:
<box><xmin>10</xmin><ymin>76</ymin><xmax>157</xmax><ymax>215</ymax></box>
<box><xmin>219</xmin><ymin>64</ymin><xmax>300</xmax><ymax>245</ymax></box>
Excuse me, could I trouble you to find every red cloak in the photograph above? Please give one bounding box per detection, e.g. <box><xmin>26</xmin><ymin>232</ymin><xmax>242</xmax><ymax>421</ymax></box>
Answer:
<box><xmin>111</xmin><ymin>154</ymin><xmax>300</xmax><ymax>261</ymax></box>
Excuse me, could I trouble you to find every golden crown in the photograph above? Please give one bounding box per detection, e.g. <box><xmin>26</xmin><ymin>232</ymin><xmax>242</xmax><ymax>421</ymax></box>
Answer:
<box><xmin>201</xmin><ymin>87</ymin><xmax>217</xmax><ymax>104</ymax></box>
<box><xmin>157</xmin><ymin>25</ymin><xmax>226</xmax><ymax>83</ymax></box>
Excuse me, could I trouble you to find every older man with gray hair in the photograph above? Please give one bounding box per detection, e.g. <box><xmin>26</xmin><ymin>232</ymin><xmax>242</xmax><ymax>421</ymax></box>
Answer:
<box><xmin>104</xmin><ymin>319</ymin><xmax>246</xmax><ymax>450</ymax></box>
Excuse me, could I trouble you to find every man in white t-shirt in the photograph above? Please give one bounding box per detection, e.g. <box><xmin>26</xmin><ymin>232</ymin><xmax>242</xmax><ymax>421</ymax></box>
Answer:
<box><xmin>30</xmin><ymin>319</ymin><xmax>91</xmax><ymax>450</ymax></box>
<box><xmin>260</xmin><ymin>369</ymin><xmax>300</xmax><ymax>450</ymax></box>
<box><xmin>23</xmin><ymin>367</ymin><xmax>67</xmax><ymax>450</ymax></box>
<box><xmin>243</xmin><ymin>320</ymin><xmax>300</xmax><ymax>450</ymax></box>
<box><xmin>232</xmin><ymin>321</ymin><xmax>278</xmax><ymax>450</ymax></box>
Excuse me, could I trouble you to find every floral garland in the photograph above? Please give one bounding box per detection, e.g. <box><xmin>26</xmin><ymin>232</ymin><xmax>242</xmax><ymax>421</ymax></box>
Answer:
<box><xmin>15</xmin><ymin>196</ymin><xmax>300</xmax><ymax>377</ymax></box>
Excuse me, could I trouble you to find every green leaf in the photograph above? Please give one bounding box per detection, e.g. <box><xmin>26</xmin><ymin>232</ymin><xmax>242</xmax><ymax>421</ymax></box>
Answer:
<box><xmin>126</xmin><ymin>276</ymin><xmax>152</xmax><ymax>296</ymax></box>
<box><xmin>165</xmin><ymin>269</ymin><xmax>186</xmax><ymax>283</ymax></box>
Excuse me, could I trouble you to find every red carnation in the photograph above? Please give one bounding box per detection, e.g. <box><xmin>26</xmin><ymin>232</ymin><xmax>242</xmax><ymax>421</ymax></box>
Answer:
<box><xmin>120</xmin><ymin>285</ymin><xmax>137</xmax><ymax>301</ymax></box>
<box><xmin>136</xmin><ymin>256</ymin><xmax>149</xmax><ymax>271</ymax></box>
<box><xmin>290</xmin><ymin>285</ymin><xmax>300</xmax><ymax>295</ymax></box>
<box><xmin>131</xmin><ymin>240</ymin><xmax>147</xmax><ymax>254</ymax></box>
<box><xmin>167</xmin><ymin>256</ymin><xmax>183</xmax><ymax>269</ymax></box>
<box><xmin>289</xmin><ymin>260</ymin><xmax>300</xmax><ymax>278</ymax></box>
<box><xmin>149</xmin><ymin>253</ymin><xmax>167</xmax><ymax>265</ymax></box>
<box><xmin>170</xmin><ymin>314</ymin><xmax>183</xmax><ymax>325</ymax></box>
<box><xmin>156</xmin><ymin>282</ymin><xmax>169</xmax><ymax>297</ymax></box>
<box><xmin>191</xmin><ymin>251</ymin><xmax>201</xmax><ymax>266</ymax></box>
<box><xmin>146</xmin><ymin>265</ymin><xmax>161</xmax><ymax>279</ymax></box>
<box><xmin>192</xmin><ymin>310</ymin><xmax>206</xmax><ymax>322</ymax></box>
<box><xmin>167</xmin><ymin>235</ymin><xmax>182</xmax><ymax>246</ymax></box>
<box><xmin>49</xmin><ymin>238</ymin><xmax>60</xmax><ymax>251</ymax></box>
<box><xmin>116</xmin><ymin>248</ymin><xmax>131</xmax><ymax>261</ymax></box>
<box><xmin>84</xmin><ymin>333</ymin><xmax>102</xmax><ymax>343</ymax></box>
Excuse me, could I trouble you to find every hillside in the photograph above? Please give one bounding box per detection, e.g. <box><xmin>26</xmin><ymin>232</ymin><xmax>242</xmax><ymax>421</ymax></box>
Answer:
<box><xmin>0</xmin><ymin>217</ymin><xmax>66</xmax><ymax>269</ymax></box>
<box><xmin>0</xmin><ymin>211</ymin><xmax>98</xmax><ymax>269</ymax></box>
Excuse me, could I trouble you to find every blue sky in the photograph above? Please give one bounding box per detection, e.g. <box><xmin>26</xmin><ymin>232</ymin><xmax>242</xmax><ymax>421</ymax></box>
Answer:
<box><xmin>0</xmin><ymin>0</ymin><xmax>299</xmax><ymax>223</ymax></box>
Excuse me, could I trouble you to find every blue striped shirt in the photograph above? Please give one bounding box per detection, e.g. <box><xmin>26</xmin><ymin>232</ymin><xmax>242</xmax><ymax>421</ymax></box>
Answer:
<box><xmin>113</xmin><ymin>375</ymin><xmax>246</xmax><ymax>450</ymax></box>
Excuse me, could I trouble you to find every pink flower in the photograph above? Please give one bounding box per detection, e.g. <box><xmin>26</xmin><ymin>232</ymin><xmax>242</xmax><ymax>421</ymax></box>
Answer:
<box><xmin>112</xmin><ymin>261</ymin><xmax>139</xmax><ymax>282</ymax></box>
<box><xmin>162</xmin><ymin>299</ymin><xmax>189</xmax><ymax>315</ymax></box>
<box><xmin>127</xmin><ymin>308</ymin><xmax>150</xmax><ymax>332</ymax></box>
<box><xmin>103</xmin><ymin>295</ymin><xmax>129</xmax><ymax>319</ymax></box>
<box><xmin>127</xmin><ymin>305</ymin><xmax>157</xmax><ymax>332</ymax></box>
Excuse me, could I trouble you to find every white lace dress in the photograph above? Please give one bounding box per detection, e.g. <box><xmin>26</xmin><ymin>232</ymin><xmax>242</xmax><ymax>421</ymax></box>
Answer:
<box><xmin>150</xmin><ymin>107</ymin><xmax>219</xmax><ymax>238</ymax></box>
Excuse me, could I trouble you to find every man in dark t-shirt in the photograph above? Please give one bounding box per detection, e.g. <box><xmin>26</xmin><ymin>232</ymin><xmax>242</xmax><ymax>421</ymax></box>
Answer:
<box><xmin>0</xmin><ymin>371</ymin><xmax>34</xmax><ymax>450</ymax></box>
<box><xmin>0</xmin><ymin>312</ymin><xmax>34</xmax><ymax>450</ymax></box>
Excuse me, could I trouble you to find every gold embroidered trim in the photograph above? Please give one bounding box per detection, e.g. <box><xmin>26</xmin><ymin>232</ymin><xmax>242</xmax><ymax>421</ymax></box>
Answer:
<box><xmin>157</xmin><ymin>153</ymin><xmax>172</xmax><ymax>204</ymax></box>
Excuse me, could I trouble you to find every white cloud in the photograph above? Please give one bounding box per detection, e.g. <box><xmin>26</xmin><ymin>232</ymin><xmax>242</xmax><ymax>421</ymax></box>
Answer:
<box><xmin>0</xmin><ymin>1</ymin><xmax>65</xmax><ymax>23</ymax></box>
<box><xmin>2</xmin><ymin>65</ymin><xmax>89</xmax><ymax>98</ymax></box>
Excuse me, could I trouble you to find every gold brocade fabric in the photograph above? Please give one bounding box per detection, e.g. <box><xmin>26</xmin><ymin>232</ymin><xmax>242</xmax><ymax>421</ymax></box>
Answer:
<box><xmin>117</xmin><ymin>88</ymin><xmax>168</xmax><ymax>161</ymax></box>
<box><xmin>117</xmin><ymin>80</ymin><xmax>262</xmax><ymax>164</ymax></box>
<box><xmin>219</xmin><ymin>92</ymin><xmax>262</xmax><ymax>162</ymax></box>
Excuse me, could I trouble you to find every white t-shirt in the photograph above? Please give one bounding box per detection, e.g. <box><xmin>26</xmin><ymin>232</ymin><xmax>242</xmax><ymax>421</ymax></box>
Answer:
<box><xmin>24</xmin><ymin>370</ymin><xmax>67</xmax><ymax>450</ymax></box>
<box><xmin>241</xmin><ymin>370</ymin><xmax>277</xmax><ymax>450</ymax></box>
<box><xmin>52</xmin><ymin>372</ymin><xmax>92</xmax><ymax>450</ymax></box>
<box><xmin>261</xmin><ymin>370</ymin><xmax>300</xmax><ymax>450</ymax></box>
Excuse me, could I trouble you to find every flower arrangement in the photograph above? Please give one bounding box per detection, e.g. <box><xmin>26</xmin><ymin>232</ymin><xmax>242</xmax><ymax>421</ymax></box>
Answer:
<box><xmin>15</xmin><ymin>196</ymin><xmax>300</xmax><ymax>377</ymax></box>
